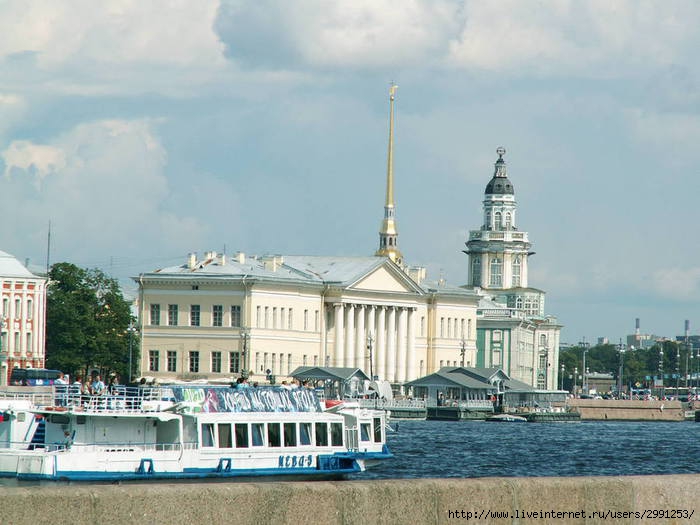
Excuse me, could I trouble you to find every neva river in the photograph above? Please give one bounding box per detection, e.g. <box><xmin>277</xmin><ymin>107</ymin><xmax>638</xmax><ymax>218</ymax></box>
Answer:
<box><xmin>352</xmin><ymin>420</ymin><xmax>700</xmax><ymax>480</ymax></box>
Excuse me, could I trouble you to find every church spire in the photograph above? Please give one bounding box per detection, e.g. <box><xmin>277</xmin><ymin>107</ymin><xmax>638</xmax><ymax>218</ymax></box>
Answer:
<box><xmin>376</xmin><ymin>82</ymin><xmax>403</xmax><ymax>266</ymax></box>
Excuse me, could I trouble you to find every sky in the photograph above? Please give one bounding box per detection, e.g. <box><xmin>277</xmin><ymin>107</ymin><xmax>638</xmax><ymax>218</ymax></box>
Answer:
<box><xmin>1</xmin><ymin>1</ymin><xmax>699</xmax><ymax>345</ymax></box>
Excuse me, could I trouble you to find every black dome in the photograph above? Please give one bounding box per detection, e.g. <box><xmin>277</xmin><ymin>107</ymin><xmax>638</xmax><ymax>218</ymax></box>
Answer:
<box><xmin>485</xmin><ymin>175</ymin><xmax>515</xmax><ymax>195</ymax></box>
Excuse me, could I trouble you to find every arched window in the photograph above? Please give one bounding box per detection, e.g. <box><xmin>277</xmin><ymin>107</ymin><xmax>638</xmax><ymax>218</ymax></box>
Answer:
<box><xmin>515</xmin><ymin>297</ymin><xmax>523</xmax><ymax>309</ymax></box>
<box><xmin>489</xmin><ymin>257</ymin><xmax>503</xmax><ymax>287</ymax></box>
<box><xmin>494</xmin><ymin>212</ymin><xmax>502</xmax><ymax>231</ymax></box>
<box><xmin>471</xmin><ymin>257</ymin><xmax>481</xmax><ymax>286</ymax></box>
<box><xmin>485</xmin><ymin>212</ymin><xmax>491</xmax><ymax>230</ymax></box>
<box><xmin>505</xmin><ymin>212</ymin><xmax>512</xmax><ymax>230</ymax></box>
<box><xmin>512</xmin><ymin>256</ymin><xmax>521</xmax><ymax>287</ymax></box>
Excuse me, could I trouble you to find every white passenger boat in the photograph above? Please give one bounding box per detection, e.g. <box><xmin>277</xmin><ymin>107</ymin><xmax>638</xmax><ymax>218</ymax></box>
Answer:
<box><xmin>0</xmin><ymin>385</ymin><xmax>392</xmax><ymax>482</ymax></box>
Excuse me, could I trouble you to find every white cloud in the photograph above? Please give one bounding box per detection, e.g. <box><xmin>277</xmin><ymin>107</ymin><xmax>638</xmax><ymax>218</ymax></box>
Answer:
<box><xmin>649</xmin><ymin>267</ymin><xmax>700</xmax><ymax>301</ymax></box>
<box><xmin>0</xmin><ymin>119</ymin><xmax>210</xmax><ymax>259</ymax></box>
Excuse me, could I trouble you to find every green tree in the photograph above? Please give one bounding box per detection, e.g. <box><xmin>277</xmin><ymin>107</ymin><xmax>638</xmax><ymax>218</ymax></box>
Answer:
<box><xmin>45</xmin><ymin>262</ymin><xmax>136</xmax><ymax>379</ymax></box>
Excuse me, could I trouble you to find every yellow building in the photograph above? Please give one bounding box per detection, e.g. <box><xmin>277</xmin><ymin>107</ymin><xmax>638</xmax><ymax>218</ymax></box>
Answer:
<box><xmin>135</xmin><ymin>252</ymin><xmax>479</xmax><ymax>384</ymax></box>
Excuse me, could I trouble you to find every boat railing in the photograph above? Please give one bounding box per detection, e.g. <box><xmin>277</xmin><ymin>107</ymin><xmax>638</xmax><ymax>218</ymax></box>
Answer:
<box><xmin>45</xmin><ymin>441</ymin><xmax>191</xmax><ymax>453</ymax></box>
<box><xmin>48</xmin><ymin>385</ymin><xmax>175</xmax><ymax>414</ymax></box>
<box><xmin>356</xmin><ymin>398</ymin><xmax>426</xmax><ymax>409</ymax></box>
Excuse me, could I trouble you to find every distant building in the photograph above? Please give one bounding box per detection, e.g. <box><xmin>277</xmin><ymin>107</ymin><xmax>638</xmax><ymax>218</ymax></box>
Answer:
<box><xmin>463</xmin><ymin>149</ymin><xmax>562</xmax><ymax>389</ymax></box>
<box><xmin>597</xmin><ymin>337</ymin><xmax>609</xmax><ymax>345</ymax></box>
<box><xmin>0</xmin><ymin>250</ymin><xmax>47</xmax><ymax>385</ymax></box>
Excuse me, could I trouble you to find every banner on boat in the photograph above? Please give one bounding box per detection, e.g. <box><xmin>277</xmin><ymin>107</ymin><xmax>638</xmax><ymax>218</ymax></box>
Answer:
<box><xmin>169</xmin><ymin>386</ymin><xmax>322</xmax><ymax>413</ymax></box>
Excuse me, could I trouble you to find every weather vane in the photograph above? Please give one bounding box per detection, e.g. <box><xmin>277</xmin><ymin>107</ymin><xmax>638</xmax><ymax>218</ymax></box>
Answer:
<box><xmin>496</xmin><ymin>146</ymin><xmax>506</xmax><ymax>159</ymax></box>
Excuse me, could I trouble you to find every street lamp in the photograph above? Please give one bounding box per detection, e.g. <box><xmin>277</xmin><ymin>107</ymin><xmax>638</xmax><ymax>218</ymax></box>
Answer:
<box><xmin>460</xmin><ymin>338</ymin><xmax>466</xmax><ymax>368</ymax></box>
<box><xmin>658</xmin><ymin>347</ymin><xmax>664</xmax><ymax>389</ymax></box>
<box><xmin>127</xmin><ymin>322</ymin><xmax>137</xmax><ymax>382</ymax></box>
<box><xmin>616</xmin><ymin>341</ymin><xmax>626</xmax><ymax>397</ymax></box>
<box><xmin>366</xmin><ymin>332</ymin><xmax>375</xmax><ymax>380</ymax></box>
<box><xmin>573</xmin><ymin>366</ymin><xmax>578</xmax><ymax>396</ymax></box>
<box><xmin>560</xmin><ymin>363</ymin><xmax>565</xmax><ymax>391</ymax></box>
<box><xmin>675</xmin><ymin>344</ymin><xmax>681</xmax><ymax>390</ymax></box>
<box><xmin>239</xmin><ymin>327</ymin><xmax>250</xmax><ymax>378</ymax></box>
<box><xmin>578</xmin><ymin>339</ymin><xmax>590</xmax><ymax>395</ymax></box>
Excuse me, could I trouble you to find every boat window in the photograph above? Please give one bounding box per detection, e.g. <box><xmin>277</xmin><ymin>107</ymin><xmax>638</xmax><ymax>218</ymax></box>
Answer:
<box><xmin>267</xmin><ymin>423</ymin><xmax>281</xmax><ymax>447</ymax></box>
<box><xmin>251</xmin><ymin>423</ymin><xmax>265</xmax><ymax>447</ymax></box>
<box><xmin>299</xmin><ymin>423</ymin><xmax>312</xmax><ymax>446</ymax></box>
<box><xmin>373</xmin><ymin>417</ymin><xmax>383</xmax><ymax>443</ymax></box>
<box><xmin>218</xmin><ymin>423</ymin><xmax>232</xmax><ymax>448</ymax></box>
<box><xmin>330</xmin><ymin>422</ymin><xmax>343</xmax><ymax>447</ymax></box>
<box><xmin>202</xmin><ymin>423</ymin><xmax>215</xmax><ymax>447</ymax></box>
<box><xmin>360</xmin><ymin>423</ymin><xmax>371</xmax><ymax>442</ymax></box>
<box><xmin>48</xmin><ymin>414</ymin><xmax>70</xmax><ymax>424</ymax></box>
<box><xmin>235</xmin><ymin>423</ymin><xmax>249</xmax><ymax>448</ymax></box>
<box><xmin>283</xmin><ymin>422</ymin><xmax>296</xmax><ymax>447</ymax></box>
<box><xmin>315</xmin><ymin>422</ymin><xmax>328</xmax><ymax>446</ymax></box>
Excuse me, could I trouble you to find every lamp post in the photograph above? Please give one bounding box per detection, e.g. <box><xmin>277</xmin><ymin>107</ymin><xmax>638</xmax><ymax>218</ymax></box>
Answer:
<box><xmin>658</xmin><ymin>347</ymin><xmax>664</xmax><ymax>390</ymax></box>
<box><xmin>460</xmin><ymin>338</ymin><xmax>466</xmax><ymax>368</ymax></box>
<box><xmin>616</xmin><ymin>341</ymin><xmax>626</xmax><ymax>397</ymax></box>
<box><xmin>573</xmin><ymin>366</ymin><xmax>578</xmax><ymax>396</ymax></box>
<box><xmin>675</xmin><ymin>344</ymin><xmax>681</xmax><ymax>391</ymax></box>
<box><xmin>578</xmin><ymin>339</ymin><xmax>590</xmax><ymax>395</ymax></box>
<box><xmin>366</xmin><ymin>332</ymin><xmax>375</xmax><ymax>380</ymax></box>
<box><xmin>560</xmin><ymin>364</ymin><xmax>565</xmax><ymax>391</ymax></box>
<box><xmin>240</xmin><ymin>327</ymin><xmax>250</xmax><ymax>378</ymax></box>
<box><xmin>127</xmin><ymin>322</ymin><xmax>137</xmax><ymax>382</ymax></box>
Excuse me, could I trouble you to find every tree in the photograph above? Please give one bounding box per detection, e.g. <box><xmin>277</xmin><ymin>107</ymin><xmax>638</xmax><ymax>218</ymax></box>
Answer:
<box><xmin>45</xmin><ymin>262</ymin><xmax>136</xmax><ymax>379</ymax></box>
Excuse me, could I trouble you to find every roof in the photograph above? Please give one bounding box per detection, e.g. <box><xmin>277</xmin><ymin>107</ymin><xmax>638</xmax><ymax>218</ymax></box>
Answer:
<box><xmin>0</xmin><ymin>250</ymin><xmax>40</xmax><ymax>279</ymax></box>
<box><xmin>405</xmin><ymin>366</ymin><xmax>535</xmax><ymax>392</ymax></box>
<box><xmin>290</xmin><ymin>367</ymin><xmax>370</xmax><ymax>382</ymax></box>
<box><xmin>485</xmin><ymin>151</ymin><xmax>515</xmax><ymax>195</ymax></box>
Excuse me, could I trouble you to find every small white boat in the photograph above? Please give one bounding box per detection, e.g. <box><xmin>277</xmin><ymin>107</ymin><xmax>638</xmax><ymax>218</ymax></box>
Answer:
<box><xmin>0</xmin><ymin>385</ymin><xmax>392</xmax><ymax>482</ymax></box>
<box><xmin>485</xmin><ymin>413</ymin><xmax>527</xmax><ymax>423</ymax></box>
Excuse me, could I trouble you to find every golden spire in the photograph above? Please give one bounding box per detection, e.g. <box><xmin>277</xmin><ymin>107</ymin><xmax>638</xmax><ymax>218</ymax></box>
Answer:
<box><xmin>376</xmin><ymin>82</ymin><xmax>403</xmax><ymax>266</ymax></box>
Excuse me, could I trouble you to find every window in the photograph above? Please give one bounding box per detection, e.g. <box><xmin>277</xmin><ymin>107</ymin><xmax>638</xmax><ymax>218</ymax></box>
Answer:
<box><xmin>202</xmin><ymin>424</ymin><xmax>215</xmax><ymax>447</ymax></box>
<box><xmin>494</xmin><ymin>211</ymin><xmax>502</xmax><ymax>230</ymax></box>
<box><xmin>267</xmin><ymin>423</ymin><xmax>281</xmax><ymax>447</ymax></box>
<box><xmin>2</xmin><ymin>297</ymin><xmax>8</xmax><ymax>317</ymax></box>
<box><xmin>314</xmin><ymin>310</ymin><xmax>319</xmax><ymax>331</ymax></box>
<box><xmin>315</xmin><ymin>423</ymin><xmax>328</xmax><ymax>446</ymax></box>
<box><xmin>330</xmin><ymin>423</ymin><xmax>343</xmax><ymax>447</ymax></box>
<box><xmin>539</xmin><ymin>353</ymin><xmax>547</xmax><ymax>369</ymax></box>
<box><xmin>512</xmin><ymin>256</ymin><xmax>521</xmax><ymax>287</ymax></box>
<box><xmin>440</xmin><ymin>318</ymin><xmax>444</xmax><ymax>338</ymax></box>
<box><xmin>231</xmin><ymin>305</ymin><xmax>241</xmax><ymax>327</ymax></box>
<box><xmin>211</xmin><ymin>351</ymin><xmax>222</xmax><ymax>373</ymax></box>
<box><xmin>283</xmin><ymin>422</ymin><xmax>297</xmax><ymax>447</ymax></box>
<box><xmin>218</xmin><ymin>423</ymin><xmax>232</xmax><ymax>448</ymax></box>
<box><xmin>15</xmin><ymin>298</ymin><xmax>21</xmax><ymax>319</ymax></box>
<box><xmin>14</xmin><ymin>331</ymin><xmax>20</xmax><ymax>353</ymax></box>
<box><xmin>360</xmin><ymin>423</ymin><xmax>371</xmax><ymax>442</ymax></box>
<box><xmin>493</xmin><ymin>349</ymin><xmax>502</xmax><ymax>366</ymax></box>
<box><xmin>373</xmin><ymin>417</ymin><xmax>383</xmax><ymax>443</ymax></box>
<box><xmin>288</xmin><ymin>309</ymin><xmax>293</xmax><ymax>329</ymax></box>
<box><xmin>256</xmin><ymin>306</ymin><xmax>261</xmax><ymax>327</ymax></box>
<box><xmin>303</xmin><ymin>355</ymin><xmax>308</xmax><ymax>367</ymax></box>
<box><xmin>471</xmin><ymin>257</ymin><xmax>481</xmax><ymax>286</ymax></box>
<box><xmin>304</xmin><ymin>309</ymin><xmax>308</xmax><ymax>330</ymax></box>
<box><xmin>167</xmin><ymin>351</ymin><xmax>177</xmax><ymax>372</ymax></box>
<box><xmin>251</xmin><ymin>423</ymin><xmax>265</xmax><ymax>446</ymax></box>
<box><xmin>447</xmin><ymin>318</ymin><xmax>452</xmax><ymax>338</ymax></box>
<box><xmin>264</xmin><ymin>307</ymin><xmax>269</xmax><ymax>328</ymax></box>
<box><xmin>540</xmin><ymin>334</ymin><xmax>547</xmax><ymax>347</ymax></box>
<box><xmin>213</xmin><ymin>305</ymin><xmax>223</xmax><ymax>327</ymax></box>
<box><xmin>485</xmin><ymin>212</ymin><xmax>491</xmax><ymax>229</ymax></box>
<box><xmin>229</xmin><ymin>352</ymin><xmax>241</xmax><ymax>373</ymax></box>
<box><xmin>489</xmin><ymin>257</ymin><xmax>503</xmax><ymax>287</ymax></box>
<box><xmin>468</xmin><ymin>319</ymin><xmax>472</xmax><ymax>339</ymax></box>
<box><xmin>168</xmin><ymin>304</ymin><xmax>178</xmax><ymax>326</ymax></box>
<box><xmin>460</xmin><ymin>319</ymin><xmax>465</xmax><ymax>338</ymax></box>
<box><xmin>420</xmin><ymin>316</ymin><xmax>425</xmax><ymax>337</ymax></box>
<box><xmin>273</xmin><ymin>307</ymin><xmax>278</xmax><ymax>328</ymax></box>
<box><xmin>26</xmin><ymin>332</ymin><xmax>32</xmax><ymax>353</ymax></box>
<box><xmin>235</xmin><ymin>423</ymin><xmax>249</xmax><ymax>448</ymax></box>
<box><xmin>27</xmin><ymin>299</ymin><xmax>32</xmax><ymax>320</ymax></box>
<box><xmin>190</xmin><ymin>305</ymin><xmax>200</xmax><ymax>326</ymax></box>
<box><xmin>149</xmin><ymin>350</ymin><xmax>160</xmax><ymax>372</ymax></box>
<box><xmin>150</xmin><ymin>304</ymin><xmax>160</xmax><ymax>326</ymax></box>
<box><xmin>493</xmin><ymin>330</ymin><xmax>502</xmax><ymax>342</ymax></box>
<box><xmin>280</xmin><ymin>307</ymin><xmax>286</xmax><ymax>328</ymax></box>
<box><xmin>299</xmin><ymin>423</ymin><xmax>312</xmax><ymax>446</ymax></box>
<box><xmin>189</xmin><ymin>351</ymin><xmax>200</xmax><ymax>373</ymax></box>
<box><xmin>505</xmin><ymin>212</ymin><xmax>512</xmax><ymax>230</ymax></box>
<box><xmin>516</xmin><ymin>297</ymin><xmax>523</xmax><ymax>309</ymax></box>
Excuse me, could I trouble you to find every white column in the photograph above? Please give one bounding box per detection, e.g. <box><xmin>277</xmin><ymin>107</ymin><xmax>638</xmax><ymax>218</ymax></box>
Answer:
<box><xmin>386</xmin><ymin>307</ymin><xmax>396</xmax><ymax>383</ymax></box>
<box><xmin>345</xmin><ymin>304</ymin><xmax>355</xmax><ymax>368</ymax></box>
<box><xmin>367</xmin><ymin>306</ymin><xmax>376</xmax><ymax>377</ymax></box>
<box><xmin>376</xmin><ymin>307</ymin><xmax>386</xmax><ymax>380</ymax></box>
<box><xmin>355</xmin><ymin>305</ymin><xmax>366</xmax><ymax>370</ymax></box>
<box><xmin>396</xmin><ymin>307</ymin><xmax>408</xmax><ymax>383</ymax></box>
<box><xmin>406</xmin><ymin>308</ymin><xmax>416</xmax><ymax>380</ymax></box>
<box><xmin>334</xmin><ymin>304</ymin><xmax>344</xmax><ymax>367</ymax></box>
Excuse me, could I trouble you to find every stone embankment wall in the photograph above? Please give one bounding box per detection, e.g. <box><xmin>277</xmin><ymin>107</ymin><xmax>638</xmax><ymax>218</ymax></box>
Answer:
<box><xmin>568</xmin><ymin>399</ymin><xmax>686</xmax><ymax>421</ymax></box>
<box><xmin>2</xmin><ymin>476</ymin><xmax>700</xmax><ymax>525</ymax></box>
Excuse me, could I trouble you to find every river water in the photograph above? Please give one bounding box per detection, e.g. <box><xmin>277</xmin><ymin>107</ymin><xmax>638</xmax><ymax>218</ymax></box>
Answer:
<box><xmin>352</xmin><ymin>420</ymin><xmax>700</xmax><ymax>479</ymax></box>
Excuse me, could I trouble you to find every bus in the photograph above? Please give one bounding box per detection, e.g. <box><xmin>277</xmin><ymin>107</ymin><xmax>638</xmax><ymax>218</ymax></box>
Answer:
<box><xmin>9</xmin><ymin>368</ymin><xmax>63</xmax><ymax>386</ymax></box>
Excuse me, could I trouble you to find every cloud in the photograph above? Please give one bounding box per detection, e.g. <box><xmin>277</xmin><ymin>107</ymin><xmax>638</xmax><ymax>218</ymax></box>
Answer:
<box><xmin>215</xmin><ymin>0</ymin><xmax>462</xmax><ymax>69</ymax></box>
<box><xmin>0</xmin><ymin>119</ymin><xmax>210</xmax><ymax>260</ymax></box>
<box><xmin>649</xmin><ymin>267</ymin><xmax>700</xmax><ymax>302</ymax></box>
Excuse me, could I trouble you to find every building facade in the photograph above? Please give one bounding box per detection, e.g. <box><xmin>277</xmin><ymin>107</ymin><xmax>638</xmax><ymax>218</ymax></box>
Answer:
<box><xmin>0</xmin><ymin>250</ymin><xmax>47</xmax><ymax>385</ymax></box>
<box><xmin>135</xmin><ymin>252</ymin><xmax>479</xmax><ymax>385</ymax></box>
<box><xmin>463</xmin><ymin>149</ymin><xmax>562</xmax><ymax>389</ymax></box>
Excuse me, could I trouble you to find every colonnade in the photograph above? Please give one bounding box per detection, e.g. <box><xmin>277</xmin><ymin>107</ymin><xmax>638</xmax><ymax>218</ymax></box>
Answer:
<box><xmin>330</xmin><ymin>303</ymin><xmax>417</xmax><ymax>383</ymax></box>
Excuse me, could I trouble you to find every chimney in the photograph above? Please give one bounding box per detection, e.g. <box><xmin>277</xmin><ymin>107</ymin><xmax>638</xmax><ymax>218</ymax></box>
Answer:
<box><xmin>686</xmin><ymin>320</ymin><xmax>690</xmax><ymax>338</ymax></box>
<box><xmin>262</xmin><ymin>255</ymin><xmax>284</xmax><ymax>272</ymax></box>
<box><xmin>234</xmin><ymin>252</ymin><xmax>246</xmax><ymax>264</ymax></box>
<box><xmin>187</xmin><ymin>252</ymin><xmax>197</xmax><ymax>270</ymax></box>
<box><xmin>220</xmin><ymin>254</ymin><xmax>227</xmax><ymax>266</ymax></box>
<box><xmin>635</xmin><ymin>318</ymin><xmax>640</xmax><ymax>336</ymax></box>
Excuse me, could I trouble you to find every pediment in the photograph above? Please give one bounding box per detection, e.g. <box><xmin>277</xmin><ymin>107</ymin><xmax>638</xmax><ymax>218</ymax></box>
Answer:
<box><xmin>350</xmin><ymin>265</ymin><xmax>419</xmax><ymax>294</ymax></box>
